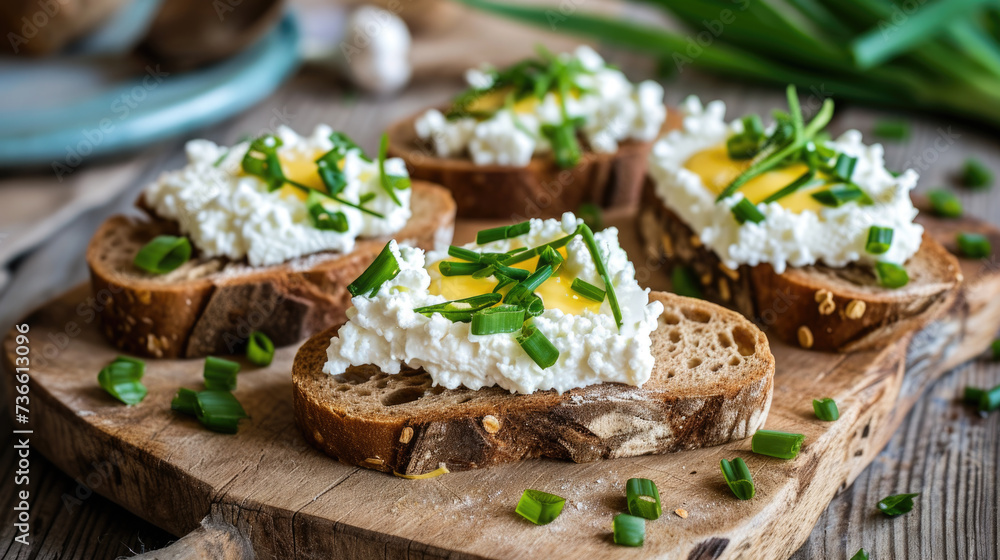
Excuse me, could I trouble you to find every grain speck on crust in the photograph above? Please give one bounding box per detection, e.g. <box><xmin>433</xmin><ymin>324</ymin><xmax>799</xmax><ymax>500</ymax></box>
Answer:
<box><xmin>689</xmin><ymin>235</ymin><xmax>702</xmax><ymax>248</ymax></box>
<box><xmin>364</xmin><ymin>457</ymin><xmax>385</xmax><ymax>466</ymax></box>
<box><xmin>814</xmin><ymin>289</ymin><xmax>832</xmax><ymax>303</ymax></box>
<box><xmin>718</xmin><ymin>278</ymin><xmax>731</xmax><ymax>302</ymax></box>
<box><xmin>718</xmin><ymin>263</ymin><xmax>739</xmax><ymax>281</ymax></box>
<box><xmin>845</xmin><ymin>299</ymin><xmax>866</xmax><ymax>320</ymax></box>
<box><xmin>797</xmin><ymin>325</ymin><xmax>814</xmax><ymax>349</ymax></box>
<box><xmin>400</xmin><ymin>426</ymin><xmax>413</xmax><ymax>444</ymax></box>
<box><xmin>661</xmin><ymin>233</ymin><xmax>675</xmax><ymax>258</ymax></box>
<box><xmin>482</xmin><ymin>415</ymin><xmax>501</xmax><ymax>434</ymax></box>
<box><xmin>818</xmin><ymin>298</ymin><xmax>836</xmax><ymax>316</ymax></box>
<box><xmin>675</xmin><ymin>508</ymin><xmax>688</xmax><ymax>519</ymax></box>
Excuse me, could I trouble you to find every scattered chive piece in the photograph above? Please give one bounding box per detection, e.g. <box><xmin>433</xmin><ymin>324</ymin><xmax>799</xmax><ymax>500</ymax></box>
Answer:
<box><xmin>812</xmin><ymin>398</ymin><xmax>840</xmax><ymax>421</ymax></box>
<box><xmin>471</xmin><ymin>305</ymin><xmax>525</xmax><ymax>335</ymax></box>
<box><xmin>203</xmin><ymin>356</ymin><xmax>240</xmax><ymax>391</ymax></box>
<box><xmin>968</xmin><ymin>384</ymin><xmax>1000</xmax><ymax>412</ymax></box>
<box><xmin>671</xmin><ymin>266</ymin><xmax>702</xmax><ymax>299</ymax></box>
<box><xmin>625</xmin><ymin>478</ymin><xmax>662</xmax><ymax>520</ymax></box>
<box><xmin>491</xmin><ymin>263</ymin><xmax>530</xmax><ymax>281</ymax></box>
<box><xmin>731</xmin><ymin>198</ymin><xmax>766</xmax><ymax>224</ymax></box>
<box><xmin>195</xmin><ymin>390</ymin><xmax>248</xmax><ymax>434</ymax></box>
<box><xmin>720</xmin><ymin>458</ymin><xmax>755</xmax><ymax>500</ymax></box>
<box><xmin>571</xmin><ymin>278</ymin><xmax>606</xmax><ymax>302</ymax></box>
<box><xmin>992</xmin><ymin>339</ymin><xmax>1000</xmax><ymax>360</ymax></box>
<box><xmin>98</xmin><ymin>356</ymin><xmax>147</xmax><ymax>405</ymax></box>
<box><xmin>875</xmin><ymin>262</ymin><xmax>909</xmax><ymax>289</ymax></box>
<box><xmin>537</xmin><ymin>245</ymin><xmax>565</xmax><ymax>271</ymax></box>
<box><xmin>377</xmin><ymin>133</ymin><xmax>406</xmax><ymax>206</ymax></box>
<box><xmin>246</xmin><ymin>331</ymin><xmax>275</xmax><ymax>367</ymax></box>
<box><xmin>504</xmin><ymin>264</ymin><xmax>554</xmax><ymax>305</ymax></box>
<box><xmin>578</xmin><ymin>202</ymin><xmax>603</xmax><ymax>231</ymax></box>
<box><xmin>761</xmin><ymin>172</ymin><xmax>821</xmax><ymax>205</ymax></box>
<box><xmin>964</xmin><ymin>386</ymin><xmax>985</xmax><ymax>405</ymax></box>
<box><xmin>873</xmin><ymin>120</ymin><xmax>909</xmax><ymax>141</ymax></box>
<box><xmin>928</xmin><ymin>189</ymin><xmax>963</xmax><ymax>218</ymax></box>
<box><xmin>832</xmin><ymin>154</ymin><xmax>858</xmax><ymax>182</ymax></box>
<box><xmin>448</xmin><ymin>246</ymin><xmax>481</xmax><ymax>263</ymax></box>
<box><xmin>612</xmin><ymin>513</ymin><xmax>645</xmax><ymax>547</ymax></box>
<box><xmin>850</xmin><ymin>548</ymin><xmax>870</xmax><ymax>560</ymax></box>
<box><xmin>171</xmin><ymin>388</ymin><xmax>198</xmax><ymax>415</ymax></box>
<box><xmin>578</xmin><ymin>225</ymin><xmax>622</xmax><ymax>330</ymax></box>
<box><xmin>517</xmin><ymin>324</ymin><xmax>559</xmax><ymax>369</ymax></box>
<box><xmin>961</xmin><ymin>158</ymin><xmax>993</xmax><ymax>189</ymax></box>
<box><xmin>865</xmin><ymin>226</ymin><xmax>894</xmax><ymax>255</ymax></box>
<box><xmin>957</xmin><ymin>232</ymin><xmax>992</xmax><ymax>259</ymax></box>
<box><xmin>811</xmin><ymin>184</ymin><xmax>871</xmax><ymax>207</ymax></box>
<box><xmin>348</xmin><ymin>242</ymin><xmax>400</xmax><ymax>297</ymax></box>
<box><xmin>515</xmin><ymin>489</ymin><xmax>565</xmax><ymax>525</ymax></box>
<box><xmin>877</xmin><ymin>493</ymin><xmax>920</xmax><ymax>517</ymax></box>
<box><xmin>415</xmin><ymin>293</ymin><xmax>502</xmax><ymax>323</ymax></box>
<box><xmin>306</xmin><ymin>191</ymin><xmax>348</xmax><ymax>232</ymax></box>
<box><xmin>477</xmin><ymin>221</ymin><xmax>532</xmax><ymax>244</ymax></box>
<box><xmin>751</xmin><ymin>429</ymin><xmax>806</xmax><ymax>460</ymax></box>
<box><xmin>439</xmin><ymin>261</ymin><xmax>485</xmax><ymax>277</ymax></box>
<box><xmin>541</xmin><ymin>120</ymin><xmax>582</xmax><ymax>168</ymax></box>
<box><xmin>393</xmin><ymin>465</ymin><xmax>450</xmax><ymax>479</ymax></box>
<box><xmin>134</xmin><ymin>235</ymin><xmax>192</xmax><ymax>274</ymax></box>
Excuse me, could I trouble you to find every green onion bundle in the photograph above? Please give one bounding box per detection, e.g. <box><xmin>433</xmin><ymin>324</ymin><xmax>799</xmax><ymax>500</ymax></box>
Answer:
<box><xmin>460</xmin><ymin>0</ymin><xmax>1000</xmax><ymax>129</ymax></box>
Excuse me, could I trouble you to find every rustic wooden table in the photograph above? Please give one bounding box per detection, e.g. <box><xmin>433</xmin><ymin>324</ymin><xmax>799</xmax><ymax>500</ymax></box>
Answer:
<box><xmin>1</xmin><ymin>22</ymin><xmax>998</xmax><ymax>560</ymax></box>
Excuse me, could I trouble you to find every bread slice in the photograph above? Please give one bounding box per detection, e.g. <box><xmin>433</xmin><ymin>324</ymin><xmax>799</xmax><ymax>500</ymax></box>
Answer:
<box><xmin>87</xmin><ymin>181</ymin><xmax>456</xmax><ymax>359</ymax></box>
<box><xmin>292</xmin><ymin>291</ymin><xmax>775</xmax><ymax>474</ymax></box>
<box><xmin>637</xmin><ymin>179</ymin><xmax>963</xmax><ymax>353</ymax></box>
<box><xmin>385</xmin><ymin>110</ymin><xmax>682</xmax><ymax>220</ymax></box>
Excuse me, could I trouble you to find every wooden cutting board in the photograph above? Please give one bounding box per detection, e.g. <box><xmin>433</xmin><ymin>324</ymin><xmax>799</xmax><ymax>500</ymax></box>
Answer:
<box><xmin>4</xmin><ymin>210</ymin><xmax>999</xmax><ymax>560</ymax></box>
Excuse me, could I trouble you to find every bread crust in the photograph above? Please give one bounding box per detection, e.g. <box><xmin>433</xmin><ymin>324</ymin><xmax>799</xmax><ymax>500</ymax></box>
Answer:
<box><xmin>385</xmin><ymin>110</ymin><xmax>683</xmax><ymax>220</ymax></box>
<box><xmin>86</xmin><ymin>182</ymin><xmax>456</xmax><ymax>359</ymax></box>
<box><xmin>637</xmin><ymin>178</ymin><xmax>963</xmax><ymax>352</ymax></box>
<box><xmin>292</xmin><ymin>291</ymin><xmax>775</xmax><ymax>474</ymax></box>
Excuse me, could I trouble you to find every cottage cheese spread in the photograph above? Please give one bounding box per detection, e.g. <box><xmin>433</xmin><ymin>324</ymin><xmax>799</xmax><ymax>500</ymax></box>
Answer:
<box><xmin>414</xmin><ymin>46</ymin><xmax>666</xmax><ymax>167</ymax></box>
<box><xmin>143</xmin><ymin>125</ymin><xmax>412</xmax><ymax>267</ymax></box>
<box><xmin>323</xmin><ymin>213</ymin><xmax>664</xmax><ymax>394</ymax></box>
<box><xmin>647</xmin><ymin>97</ymin><xmax>923</xmax><ymax>273</ymax></box>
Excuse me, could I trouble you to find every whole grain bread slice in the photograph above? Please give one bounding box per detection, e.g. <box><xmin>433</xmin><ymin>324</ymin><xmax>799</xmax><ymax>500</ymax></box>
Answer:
<box><xmin>385</xmin><ymin>110</ymin><xmax>682</xmax><ymax>220</ymax></box>
<box><xmin>87</xmin><ymin>181</ymin><xmax>456</xmax><ymax>359</ymax></box>
<box><xmin>637</xmin><ymin>179</ymin><xmax>963</xmax><ymax>353</ymax></box>
<box><xmin>292</xmin><ymin>291</ymin><xmax>775</xmax><ymax>474</ymax></box>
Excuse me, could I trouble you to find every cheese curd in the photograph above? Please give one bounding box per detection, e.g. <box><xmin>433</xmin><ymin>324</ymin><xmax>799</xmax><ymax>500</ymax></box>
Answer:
<box><xmin>323</xmin><ymin>214</ymin><xmax>664</xmax><ymax>394</ymax></box>
<box><xmin>143</xmin><ymin>125</ymin><xmax>412</xmax><ymax>267</ymax></box>
<box><xmin>647</xmin><ymin>97</ymin><xmax>924</xmax><ymax>273</ymax></box>
<box><xmin>414</xmin><ymin>46</ymin><xmax>666</xmax><ymax>167</ymax></box>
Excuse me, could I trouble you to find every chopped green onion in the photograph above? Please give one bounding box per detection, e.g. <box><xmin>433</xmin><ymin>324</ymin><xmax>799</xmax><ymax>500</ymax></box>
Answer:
<box><xmin>541</xmin><ymin>120</ymin><xmax>582</xmax><ymax>168</ymax></box>
<box><xmin>812</xmin><ymin>398</ymin><xmax>839</xmax><ymax>421</ymax></box>
<box><xmin>751</xmin><ymin>429</ymin><xmax>805</xmax><ymax>459</ymax></box>
<box><xmin>448</xmin><ymin>246</ymin><xmax>481</xmax><ymax>263</ymax></box>
<box><xmin>578</xmin><ymin>203</ymin><xmax>603</xmax><ymax>231</ymax></box>
<box><xmin>671</xmin><ymin>266</ymin><xmax>702</xmax><ymax>299</ymax></box>
<box><xmin>517</xmin><ymin>324</ymin><xmax>559</xmax><ymax>369</ymax></box>
<box><xmin>727</xmin><ymin>132</ymin><xmax>762</xmax><ymax>160</ymax></box>
<box><xmin>515</xmin><ymin>489</ymin><xmax>565</xmax><ymax>525</ymax></box>
<box><xmin>992</xmin><ymin>339</ymin><xmax>1000</xmax><ymax>360</ymax></box>
<box><xmin>625</xmin><ymin>478</ymin><xmax>662</xmax><ymax>520</ymax></box>
<box><xmin>761</xmin><ymin>171</ymin><xmax>821</xmax><ymax>204</ymax></box>
<box><xmin>415</xmin><ymin>293</ymin><xmax>502</xmax><ymax>322</ymax></box>
<box><xmin>348</xmin><ymin>242</ymin><xmax>400</xmax><ymax>297</ymax></box>
<box><xmin>537</xmin><ymin>245</ymin><xmax>564</xmax><ymax>271</ymax></box>
<box><xmin>811</xmin><ymin>183</ymin><xmax>871</xmax><ymax>207</ymax></box>
<box><xmin>470</xmin><ymin>304</ymin><xmax>525</xmax><ymax>335</ymax></box>
<box><xmin>578</xmin><ymin>225</ymin><xmax>622</xmax><ymax>330</ymax></box>
<box><xmin>98</xmin><ymin>356</ymin><xmax>147</xmax><ymax>405</ymax></box>
<box><xmin>504</xmin><ymin>264</ymin><xmax>553</xmax><ymax>305</ymax></box>
<box><xmin>246</xmin><ymin>331</ymin><xmax>274</xmax><ymax>367</ymax></box>
<box><xmin>865</xmin><ymin>226</ymin><xmax>894</xmax><ymax>255</ymax></box>
<box><xmin>962</xmin><ymin>158</ymin><xmax>993</xmax><ymax>189</ymax></box>
<box><xmin>612</xmin><ymin>514</ymin><xmax>645</xmax><ymax>547</ymax></box>
<box><xmin>491</xmin><ymin>264</ymin><xmax>530</xmax><ymax>281</ymax></box>
<box><xmin>873</xmin><ymin>120</ymin><xmax>910</xmax><ymax>141</ymax></box>
<box><xmin>521</xmin><ymin>294</ymin><xmax>545</xmax><ymax>317</ymax></box>
<box><xmin>306</xmin><ymin>190</ymin><xmax>349</xmax><ymax>232</ymax></box>
<box><xmin>964</xmin><ymin>386</ymin><xmax>985</xmax><ymax>405</ymax></box>
<box><xmin>875</xmin><ymin>261</ymin><xmax>909</xmax><ymax>289</ymax></box>
<box><xmin>850</xmin><ymin>548</ymin><xmax>869</xmax><ymax>560</ymax></box>
<box><xmin>877</xmin><ymin>493</ymin><xmax>920</xmax><ymax>517</ymax></box>
<box><xmin>203</xmin><ymin>356</ymin><xmax>241</xmax><ymax>391</ymax></box>
<box><xmin>171</xmin><ymin>387</ymin><xmax>198</xmax><ymax>415</ymax></box>
<box><xmin>195</xmin><ymin>390</ymin><xmax>248</xmax><ymax>434</ymax></box>
<box><xmin>377</xmin><ymin>133</ymin><xmax>406</xmax><ymax>206</ymax></box>
<box><xmin>571</xmin><ymin>278</ymin><xmax>605</xmax><ymax>302</ymax></box>
<box><xmin>134</xmin><ymin>235</ymin><xmax>192</xmax><ymax>274</ymax></box>
<box><xmin>720</xmin><ymin>458</ymin><xmax>755</xmax><ymax>500</ymax></box>
<box><xmin>928</xmin><ymin>189</ymin><xmax>963</xmax><ymax>218</ymax></box>
<box><xmin>477</xmin><ymin>221</ymin><xmax>532</xmax><ymax>244</ymax></box>
<box><xmin>967</xmin><ymin>384</ymin><xmax>1000</xmax><ymax>412</ymax></box>
<box><xmin>241</xmin><ymin>134</ymin><xmax>285</xmax><ymax>190</ymax></box>
<box><xmin>315</xmin><ymin>150</ymin><xmax>348</xmax><ymax>195</ymax></box>
<box><xmin>731</xmin><ymin>198</ymin><xmax>766</xmax><ymax>224</ymax></box>
<box><xmin>439</xmin><ymin>261</ymin><xmax>485</xmax><ymax>277</ymax></box>
<box><xmin>957</xmin><ymin>232</ymin><xmax>992</xmax><ymax>259</ymax></box>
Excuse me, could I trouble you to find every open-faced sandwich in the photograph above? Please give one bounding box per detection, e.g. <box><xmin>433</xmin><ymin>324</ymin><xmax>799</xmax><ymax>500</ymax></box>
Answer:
<box><xmin>386</xmin><ymin>46</ymin><xmax>668</xmax><ymax>219</ymax></box>
<box><xmin>87</xmin><ymin>126</ymin><xmax>456</xmax><ymax>359</ymax></box>
<box><xmin>293</xmin><ymin>213</ymin><xmax>775</xmax><ymax>474</ymax></box>
<box><xmin>639</xmin><ymin>87</ymin><xmax>962</xmax><ymax>352</ymax></box>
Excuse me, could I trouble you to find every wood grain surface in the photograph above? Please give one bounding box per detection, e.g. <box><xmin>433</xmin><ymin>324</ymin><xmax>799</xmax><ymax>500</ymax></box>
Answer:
<box><xmin>1</xmin><ymin>17</ymin><xmax>1000</xmax><ymax>560</ymax></box>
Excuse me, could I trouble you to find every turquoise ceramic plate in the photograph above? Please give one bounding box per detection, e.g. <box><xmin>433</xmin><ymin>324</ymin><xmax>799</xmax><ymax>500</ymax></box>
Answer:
<box><xmin>0</xmin><ymin>13</ymin><xmax>301</xmax><ymax>170</ymax></box>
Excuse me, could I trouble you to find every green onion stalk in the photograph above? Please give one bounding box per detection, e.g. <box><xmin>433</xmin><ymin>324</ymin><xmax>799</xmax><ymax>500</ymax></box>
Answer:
<box><xmin>458</xmin><ymin>0</ymin><xmax>1000</xmax><ymax>129</ymax></box>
